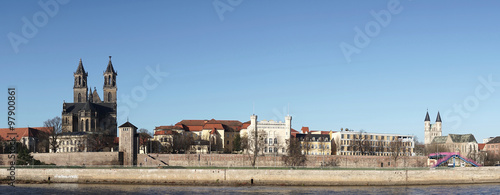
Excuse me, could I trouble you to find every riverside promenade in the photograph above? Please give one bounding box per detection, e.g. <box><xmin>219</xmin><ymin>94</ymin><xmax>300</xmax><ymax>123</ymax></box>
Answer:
<box><xmin>2</xmin><ymin>167</ymin><xmax>499</xmax><ymax>186</ymax></box>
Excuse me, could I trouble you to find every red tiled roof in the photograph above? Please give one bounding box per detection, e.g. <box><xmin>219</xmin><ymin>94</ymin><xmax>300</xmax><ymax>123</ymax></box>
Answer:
<box><xmin>170</xmin><ymin>119</ymin><xmax>245</xmax><ymax>132</ymax></box>
<box><xmin>154</xmin><ymin>130</ymin><xmax>174</xmax><ymax>136</ymax></box>
<box><xmin>0</xmin><ymin>127</ymin><xmax>53</xmax><ymax>141</ymax></box>
<box><xmin>301</xmin><ymin>127</ymin><xmax>309</xmax><ymax>134</ymax></box>
<box><xmin>154</xmin><ymin>125</ymin><xmax>176</xmax><ymax>131</ymax></box>
<box><xmin>478</xmin><ymin>143</ymin><xmax>486</xmax><ymax>151</ymax></box>
<box><xmin>203</xmin><ymin>123</ymin><xmax>224</xmax><ymax>130</ymax></box>
<box><xmin>321</xmin><ymin>131</ymin><xmax>330</xmax><ymax>135</ymax></box>
<box><xmin>242</xmin><ymin>123</ymin><xmax>251</xmax><ymax>129</ymax></box>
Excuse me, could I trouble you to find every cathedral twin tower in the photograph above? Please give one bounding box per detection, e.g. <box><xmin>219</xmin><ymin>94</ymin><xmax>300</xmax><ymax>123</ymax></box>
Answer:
<box><xmin>424</xmin><ymin>111</ymin><xmax>442</xmax><ymax>145</ymax></box>
<box><xmin>73</xmin><ymin>56</ymin><xmax>117</xmax><ymax>104</ymax></box>
<box><xmin>62</xmin><ymin>57</ymin><xmax>118</xmax><ymax>137</ymax></box>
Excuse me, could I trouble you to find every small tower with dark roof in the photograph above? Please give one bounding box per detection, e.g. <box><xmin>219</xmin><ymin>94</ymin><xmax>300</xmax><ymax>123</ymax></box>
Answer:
<box><xmin>119</xmin><ymin>121</ymin><xmax>138</xmax><ymax>166</ymax></box>
<box><xmin>103</xmin><ymin>56</ymin><xmax>117</xmax><ymax>103</ymax></box>
<box><xmin>74</xmin><ymin>59</ymin><xmax>88</xmax><ymax>103</ymax></box>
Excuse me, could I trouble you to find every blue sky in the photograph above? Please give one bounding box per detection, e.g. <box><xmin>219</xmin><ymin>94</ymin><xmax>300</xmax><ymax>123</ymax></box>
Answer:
<box><xmin>1</xmin><ymin>0</ymin><xmax>500</xmax><ymax>142</ymax></box>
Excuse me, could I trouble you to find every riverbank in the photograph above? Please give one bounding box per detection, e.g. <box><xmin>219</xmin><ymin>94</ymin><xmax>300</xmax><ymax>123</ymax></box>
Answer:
<box><xmin>2</xmin><ymin>167</ymin><xmax>499</xmax><ymax>186</ymax></box>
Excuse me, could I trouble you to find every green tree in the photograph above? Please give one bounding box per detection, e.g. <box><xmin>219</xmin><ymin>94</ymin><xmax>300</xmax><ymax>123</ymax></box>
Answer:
<box><xmin>233</xmin><ymin>134</ymin><xmax>241</xmax><ymax>152</ymax></box>
<box><xmin>16</xmin><ymin>144</ymin><xmax>44</xmax><ymax>165</ymax></box>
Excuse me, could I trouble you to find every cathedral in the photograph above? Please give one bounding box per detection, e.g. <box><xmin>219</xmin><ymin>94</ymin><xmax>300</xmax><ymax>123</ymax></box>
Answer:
<box><xmin>424</xmin><ymin>111</ymin><xmax>442</xmax><ymax>145</ymax></box>
<box><xmin>61</xmin><ymin>57</ymin><xmax>118</xmax><ymax>137</ymax></box>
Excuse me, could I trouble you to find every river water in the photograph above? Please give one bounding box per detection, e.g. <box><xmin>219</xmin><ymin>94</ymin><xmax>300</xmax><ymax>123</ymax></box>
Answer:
<box><xmin>1</xmin><ymin>183</ymin><xmax>499</xmax><ymax>194</ymax></box>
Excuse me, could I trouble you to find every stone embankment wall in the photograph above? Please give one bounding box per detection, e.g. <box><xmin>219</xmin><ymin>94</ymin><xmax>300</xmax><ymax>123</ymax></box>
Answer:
<box><xmin>3</xmin><ymin>167</ymin><xmax>500</xmax><ymax>186</ymax></box>
<box><xmin>0</xmin><ymin>152</ymin><xmax>120</xmax><ymax>166</ymax></box>
<box><xmin>1</xmin><ymin>153</ymin><xmax>426</xmax><ymax>167</ymax></box>
<box><xmin>139</xmin><ymin>154</ymin><xmax>428</xmax><ymax>168</ymax></box>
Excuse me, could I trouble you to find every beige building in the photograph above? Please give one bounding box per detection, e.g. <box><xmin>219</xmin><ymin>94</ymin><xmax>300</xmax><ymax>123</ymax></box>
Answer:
<box><xmin>331</xmin><ymin>131</ymin><xmax>415</xmax><ymax>156</ymax></box>
<box><xmin>153</xmin><ymin>119</ymin><xmax>244</xmax><ymax>154</ymax></box>
<box><xmin>431</xmin><ymin>134</ymin><xmax>478</xmax><ymax>156</ymax></box>
<box><xmin>296</xmin><ymin>133</ymin><xmax>332</xmax><ymax>155</ymax></box>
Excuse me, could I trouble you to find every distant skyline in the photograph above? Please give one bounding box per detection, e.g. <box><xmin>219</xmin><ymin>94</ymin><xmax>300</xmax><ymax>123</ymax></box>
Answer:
<box><xmin>2</xmin><ymin>1</ymin><xmax>500</xmax><ymax>142</ymax></box>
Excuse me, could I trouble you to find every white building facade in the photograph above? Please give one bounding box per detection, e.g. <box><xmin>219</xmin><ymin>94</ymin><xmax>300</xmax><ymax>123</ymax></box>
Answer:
<box><xmin>241</xmin><ymin>115</ymin><xmax>292</xmax><ymax>155</ymax></box>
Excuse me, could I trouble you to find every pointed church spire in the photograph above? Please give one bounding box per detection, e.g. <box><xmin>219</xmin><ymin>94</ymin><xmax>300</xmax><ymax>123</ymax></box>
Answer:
<box><xmin>436</xmin><ymin>111</ymin><xmax>442</xmax><ymax>122</ymax></box>
<box><xmin>424</xmin><ymin>111</ymin><xmax>430</xmax><ymax>122</ymax></box>
<box><xmin>75</xmin><ymin>58</ymin><xmax>86</xmax><ymax>74</ymax></box>
<box><xmin>105</xmin><ymin>56</ymin><xmax>116</xmax><ymax>74</ymax></box>
<box><xmin>88</xmin><ymin>86</ymin><xmax>93</xmax><ymax>102</ymax></box>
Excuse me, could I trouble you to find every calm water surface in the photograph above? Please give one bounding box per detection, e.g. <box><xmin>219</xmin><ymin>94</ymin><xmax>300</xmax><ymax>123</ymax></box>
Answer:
<box><xmin>1</xmin><ymin>183</ymin><xmax>499</xmax><ymax>194</ymax></box>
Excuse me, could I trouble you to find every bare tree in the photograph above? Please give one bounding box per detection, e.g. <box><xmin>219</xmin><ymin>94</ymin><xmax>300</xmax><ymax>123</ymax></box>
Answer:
<box><xmin>302</xmin><ymin>133</ymin><xmax>313</xmax><ymax>155</ymax></box>
<box><xmin>87</xmin><ymin>133</ymin><xmax>114</xmax><ymax>152</ymax></box>
<box><xmin>282</xmin><ymin>138</ymin><xmax>307</xmax><ymax>167</ymax></box>
<box><xmin>413</xmin><ymin>136</ymin><xmax>425</xmax><ymax>156</ymax></box>
<box><xmin>484</xmin><ymin>151</ymin><xmax>500</xmax><ymax>166</ymax></box>
<box><xmin>352</xmin><ymin>130</ymin><xmax>372</xmax><ymax>155</ymax></box>
<box><xmin>246</xmin><ymin>130</ymin><xmax>266</xmax><ymax>167</ymax></box>
<box><xmin>389</xmin><ymin>139</ymin><xmax>404</xmax><ymax>167</ymax></box>
<box><xmin>172</xmin><ymin>132</ymin><xmax>193</xmax><ymax>154</ymax></box>
<box><xmin>44</xmin><ymin>116</ymin><xmax>63</xmax><ymax>153</ymax></box>
<box><xmin>138</xmin><ymin>128</ymin><xmax>151</xmax><ymax>153</ymax></box>
<box><xmin>424</xmin><ymin>143</ymin><xmax>450</xmax><ymax>155</ymax></box>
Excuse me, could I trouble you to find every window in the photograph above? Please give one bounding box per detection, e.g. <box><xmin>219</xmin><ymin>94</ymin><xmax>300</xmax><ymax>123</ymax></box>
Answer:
<box><xmin>264</xmin><ymin>139</ymin><xmax>267</xmax><ymax>144</ymax></box>
<box><xmin>85</xmin><ymin>119</ymin><xmax>89</xmax><ymax>132</ymax></box>
<box><xmin>269</xmin><ymin>147</ymin><xmax>272</xmax><ymax>153</ymax></box>
<box><xmin>269</xmin><ymin>138</ymin><xmax>272</xmax><ymax>145</ymax></box>
<box><xmin>274</xmin><ymin>147</ymin><xmax>277</xmax><ymax>153</ymax></box>
<box><xmin>347</xmin><ymin>134</ymin><xmax>350</xmax><ymax>139</ymax></box>
<box><xmin>264</xmin><ymin>147</ymin><xmax>267</xmax><ymax>152</ymax></box>
<box><xmin>274</xmin><ymin>138</ymin><xmax>277</xmax><ymax>144</ymax></box>
<box><xmin>341</xmin><ymin>134</ymin><xmax>344</xmax><ymax>139</ymax></box>
<box><xmin>227</xmin><ymin>141</ymin><xmax>229</xmax><ymax>145</ymax></box>
<box><xmin>108</xmin><ymin>92</ymin><xmax>112</xmax><ymax>102</ymax></box>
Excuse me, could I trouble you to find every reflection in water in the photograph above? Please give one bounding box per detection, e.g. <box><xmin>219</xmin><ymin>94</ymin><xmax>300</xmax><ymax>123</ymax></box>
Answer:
<box><xmin>1</xmin><ymin>183</ymin><xmax>499</xmax><ymax>195</ymax></box>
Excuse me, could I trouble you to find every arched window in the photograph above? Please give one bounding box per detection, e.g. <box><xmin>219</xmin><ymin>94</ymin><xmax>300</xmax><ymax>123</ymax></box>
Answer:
<box><xmin>108</xmin><ymin>92</ymin><xmax>112</xmax><ymax>102</ymax></box>
<box><xmin>104</xmin><ymin>77</ymin><xmax>107</xmax><ymax>86</ymax></box>
<box><xmin>78</xmin><ymin>76</ymin><xmax>81</xmax><ymax>85</ymax></box>
<box><xmin>108</xmin><ymin>75</ymin><xmax>111</xmax><ymax>85</ymax></box>
<box><xmin>78</xmin><ymin>93</ymin><xmax>82</xmax><ymax>102</ymax></box>
<box><xmin>80</xmin><ymin>120</ymin><xmax>84</xmax><ymax>131</ymax></box>
<box><xmin>85</xmin><ymin>119</ymin><xmax>89</xmax><ymax>132</ymax></box>
<box><xmin>274</xmin><ymin>138</ymin><xmax>277</xmax><ymax>144</ymax></box>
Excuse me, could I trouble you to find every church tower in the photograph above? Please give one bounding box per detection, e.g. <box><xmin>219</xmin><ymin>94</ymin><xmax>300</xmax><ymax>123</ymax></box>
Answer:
<box><xmin>103</xmin><ymin>56</ymin><xmax>117</xmax><ymax>103</ymax></box>
<box><xmin>424</xmin><ymin>111</ymin><xmax>443</xmax><ymax>145</ymax></box>
<box><xmin>74</xmin><ymin>59</ymin><xmax>88</xmax><ymax>103</ymax></box>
